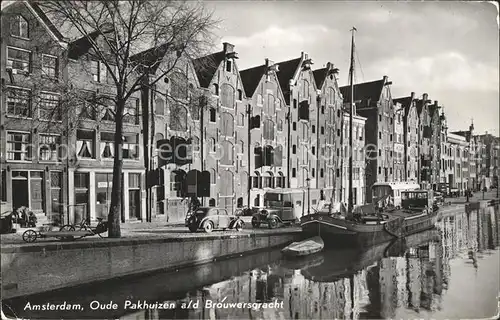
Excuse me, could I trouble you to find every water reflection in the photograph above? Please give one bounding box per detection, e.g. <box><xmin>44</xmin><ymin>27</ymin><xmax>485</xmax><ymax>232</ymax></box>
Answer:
<box><xmin>3</xmin><ymin>205</ymin><xmax>499</xmax><ymax>320</ymax></box>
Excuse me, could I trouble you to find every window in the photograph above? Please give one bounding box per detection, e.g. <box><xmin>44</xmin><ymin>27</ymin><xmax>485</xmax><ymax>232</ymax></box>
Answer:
<box><xmin>221</xmin><ymin>84</ymin><xmax>235</xmax><ymax>108</ymax></box>
<box><xmin>277</xmin><ymin>120</ymin><xmax>283</xmax><ymax>132</ymax></box>
<box><xmin>337</xmin><ymin>109</ymin><xmax>340</xmax><ymax>117</ymax></box>
<box><xmin>337</xmin><ymin>129</ymin><xmax>341</xmax><ymax>137</ymax></box>
<box><xmin>312</xmin><ymin>146</ymin><xmax>315</xmax><ymax>155</ymax></box>
<box><xmin>124</xmin><ymin>98</ymin><xmax>139</xmax><ymax>124</ymax></box>
<box><xmin>213</xmin><ymin>84</ymin><xmax>219</xmax><ymax>95</ymax></box>
<box><xmin>7</xmin><ymin>87</ymin><xmax>31</xmax><ymax>117</ymax></box>
<box><xmin>105</xmin><ymin>65</ymin><xmax>118</xmax><ymax>84</ymax></box>
<box><xmin>1</xmin><ymin>170</ymin><xmax>6</xmax><ymax>202</ymax></box>
<box><xmin>155</xmin><ymin>98</ymin><xmax>165</xmax><ymax>115</ymax></box>
<box><xmin>209</xmin><ymin>138</ymin><xmax>216</xmax><ymax>153</ymax></box>
<box><xmin>378</xmin><ymin>167</ymin><xmax>382</xmax><ymax>174</ymax></box>
<box><xmin>123</xmin><ymin>135</ymin><xmax>139</xmax><ymax>159</ymax></box>
<box><xmin>390</xmin><ymin>134</ymin><xmax>393</xmax><ymax>142</ymax></box>
<box><xmin>336</xmin><ymin>169</ymin><xmax>340</xmax><ymax>177</ymax></box>
<box><xmin>312</xmin><ymin>168</ymin><xmax>315</xmax><ymax>178</ymax></box>
<box><xmin>78</xmin><ymin>91</ymin><xmax>97</xmax><ymax>120</ymax></box>
<box><xmin>292</xmin><ymin>145</ymin><xmax>296</xmax><ymax>154</ymax></box>
<box><xmin>321</xmin><ymin>126</ymin><xmax>324</xmax><ymax>135</ymax></box>
<box><xmin>320</xmin><ymin>168</ymin><xmax>324</xmax><ymax>178</ymax></box>
<box><xmin>6</xmin><ymin>132</ymin><xmax>31</xmax><ymax>161</ymax></box>
<box><xmin>221</xmin><ymin>113</ymin><xmax>234</xmax><ymax>136</ymax></box>
<box><xmin>77</xmin><ymin>130</ymin><xmax>95</xmax><ymax>158</ymax></box>
<box><xmin>293</xmin><ymin>122</ymin><xmax>297</xmax><ymax>131</ymax></box>
<box><xmin>237</xmin><ymin>113</ymin><xmax>245</xmax><ymax>126</ymax></box>
<box><xmin>100</xmin><ymin>132</ymin><xmax>114</xmax><ymax>158</ymax></box>
<box><xmin>209</xmin><ymin>107</ymin><xmax>216</xmax><ymax>122</ymax></box>
<box><xmin>40</xmin><ymin>92</ymin><xmax>61</xmax><ymax>121</ymax></box>
<box><xmin>220</xmin><ymin>171</ymin><xmax>234</xmax><ymax>196</ymax></box>
<box><xmin>39</xmin><ymin>134</ymin><xmax>61</xmax><ymax>161</ymax></box>
<box><xmin>302</xmin><ymin>79</ymin><xmax>309</xmax><ymax>97</ymax></box>
<box><xmin>266</xmin><ymin>94</ymin><xmax>275</xmax><ymax>115</ymax></box>
<box><xmin>170</xmin><ymin>105</ymin><xmax>188</xmax><ymax>131</ymax></box>
<box><xmin>321</xmin><ymin>105</ymin><xmax>325</xmax><ymax>114</ymax></box>
<box><xmin>238</xmin><ymin>89</ymin><xmax>243</xmax><ymax>101</ymax></box>
<box><xmin>220</xmin><ymin>141</ymin><xmax>233</xmax><ymax>165</ymax></box>
<box><xmin>379</xmin><ymin>132</ymin><xmax>382</xmax><ymax>139</ymax></box>
<box><xmin>100</xmin><ymin>99</ymin><xmax>116</xmax><ymax>122</ymax></box>
<box><xmin>292</xmin><ymin>168</ymin><xmax>296</xmax><ymax>178</ymax></box>
<box><xmin>91</xmin><ymin>60</ymin><xmax>100</xmax><ymax>82</ymax></box>
<box><xmin>293</xmin><ymin>99</ymin><xmax>297</xmax><ymax>109</ymax></box>
<box><xmin>263</xmin><ymin>119</ymin><xmax>274</xmax><ymax>140</ymax></box>
<box><xmin>312</xmin><ymin>125</ymin><xmax>315</xmax><ymax>134</ymax></box>
<box><xmin>379</xmin><ymin>114</ymin><xmax>382</xmax><ymax>122</ymax></box>
<box><xmin>226</xmin><ymin>60</ymin><xmax>232</xmax><ymax>72</ymax></box>
<box><xmin>170</xmin><ymin>71</ymin><xmax>188</xmax><ymax>100</ymax></box>
<box><xmin>42</xmin><ymin>54</ymin><xmax>57</xmax><ymax>78</ymax></box>
<box><xmin>10</xmin><ymin>15</ymin><xmax>29</xmax><ymax>38</ymax></box>
<box><xmin>7</xmin><ymin>47</ymin><xmax>30</xmax><ymax>73</ymax></box>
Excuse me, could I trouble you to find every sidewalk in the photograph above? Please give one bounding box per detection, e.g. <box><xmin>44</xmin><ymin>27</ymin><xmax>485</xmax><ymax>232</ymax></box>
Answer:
<box><xmin>444</xmin><ymin>190</ymin><xmax>499</xmax><ymax>205</ymax></box>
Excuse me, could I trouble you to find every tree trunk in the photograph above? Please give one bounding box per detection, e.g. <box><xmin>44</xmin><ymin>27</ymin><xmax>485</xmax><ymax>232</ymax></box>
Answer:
<box><xmin>108</xmin><ymin>99</ymin><xmax>125</xmax><ymax>238</ymax></box>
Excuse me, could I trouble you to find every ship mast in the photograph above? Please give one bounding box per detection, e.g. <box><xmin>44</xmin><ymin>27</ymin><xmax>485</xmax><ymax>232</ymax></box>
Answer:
<box><xmin>348</xmin><ymin>27</ymin><xmax>356</xmax><ymax>215</ymax></box>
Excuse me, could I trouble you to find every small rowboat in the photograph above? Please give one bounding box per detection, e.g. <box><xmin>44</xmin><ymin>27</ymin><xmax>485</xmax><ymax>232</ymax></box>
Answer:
<box><xmin>281</xmin><ymin>236</ymin><xmax>324</xmax><ymax>257</ymax></box>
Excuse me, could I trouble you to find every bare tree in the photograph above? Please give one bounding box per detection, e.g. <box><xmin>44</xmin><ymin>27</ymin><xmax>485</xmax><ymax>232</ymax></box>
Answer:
<box><xmin>40</xmin><ymin>0</ymin><xmax>218</xmax><ymax>237</ymax></box>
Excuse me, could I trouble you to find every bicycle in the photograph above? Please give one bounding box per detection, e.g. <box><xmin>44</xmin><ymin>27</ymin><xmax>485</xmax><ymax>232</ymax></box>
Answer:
<box><xmin>60</xmin><ymin>217</ymin><xmax>108</xmax><ymax>238</ymax></box>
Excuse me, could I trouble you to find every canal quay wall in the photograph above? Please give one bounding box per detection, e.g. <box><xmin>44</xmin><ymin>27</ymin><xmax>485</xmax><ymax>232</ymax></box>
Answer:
<box><xmin>1</xmin><ymin>230</ymin><xmax>302</xmax><ymax>299</ymax></box>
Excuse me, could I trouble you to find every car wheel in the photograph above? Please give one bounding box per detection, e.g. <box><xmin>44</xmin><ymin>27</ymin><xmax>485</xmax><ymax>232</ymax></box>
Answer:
<box><xmin>203</xmin><ymin>221</ymin><xmax>214</xmax><ymax>233</ymax></box>
<box><xmin>268</xmin><ymin>218</ymin><xmax>278</xmax><ymax>229</ymax></box>
<box><xmin>22</xmin><ymin>230</ymin><xmax>37</xmax><ymax>243</ymax></box>
<box><xmin>235</xmin><ymin>221</ymin><xmax>243</xmax><ymax>231</ymax></box>
<box><xmin>251</xmin><ymin>217</ymin><xmax>260</xmax><ymax>228</ymax></box>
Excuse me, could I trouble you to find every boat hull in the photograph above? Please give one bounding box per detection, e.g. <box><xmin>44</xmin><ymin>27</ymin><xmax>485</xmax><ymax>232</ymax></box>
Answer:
<box><xmin>300</xmin><ymin>211</ymin><xmax>438</xmax><ymax>248</ymax></box>
<box><xmin>281</xmin><ymin>236</ymin><xmax>324</xmax><ymax>257</ymax></box>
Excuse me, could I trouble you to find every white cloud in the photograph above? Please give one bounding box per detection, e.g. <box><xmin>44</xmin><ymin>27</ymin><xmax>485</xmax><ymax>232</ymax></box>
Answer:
<box><xmin>222</xmin><ymin>25</ymin><xmax>331</xmax><ymax>49</ymax></box>
<box><xmin>370</xmin><ymin>52</ymin><xmax>499</xmax><ymax>92</ymax></box>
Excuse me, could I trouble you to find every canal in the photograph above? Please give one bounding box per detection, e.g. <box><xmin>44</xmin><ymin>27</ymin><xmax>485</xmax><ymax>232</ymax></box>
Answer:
<box><xmin>3</xmin><ymin>205</ymin><xmax>499</xmax><ymax>319</ymax></box>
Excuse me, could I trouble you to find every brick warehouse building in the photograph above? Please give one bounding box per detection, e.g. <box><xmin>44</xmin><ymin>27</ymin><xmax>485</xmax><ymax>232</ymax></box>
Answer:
<box><xmin>2</xmin><ymin>2</ymin><xmax>498</xmax><ymax>225</ymax></box>
<box><xmin>312</xmin><ymin>63</ymin><xmax>345</xmax><ymax>202</ymax></box>
<box><xmin>1</xmin><ymin>1</ymin><xmax>70</xmax><ymax>224</ymax></box>
<box><xmin>240</xmin><ymin>58</ymin><xmax>287</xmax><ymax>208</ymax></box>
<box><xmin>394</xmin><ymin>92</ymin><xmax>419</xmax><ymax>183</ymax></box>
<box><xmin>340</xmin><ymin>76</ymin><xmax>395</xmax><ymax>202</ymax></box>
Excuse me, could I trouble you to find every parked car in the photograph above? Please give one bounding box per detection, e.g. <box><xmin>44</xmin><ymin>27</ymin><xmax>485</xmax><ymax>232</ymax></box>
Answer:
<box><xmin>433</xmin><ymin>191</ymin><xmax>444</xmax><ymax>206</ymax></box>
<box><xmin>0</xmin><ymin>211</ymin><xmax>14</xmax><ymax>234</ymax></box>
<box><xmin>186</xmin><ymin>207</ymin><xmax>244</xmax><ymax>233</ymax></box>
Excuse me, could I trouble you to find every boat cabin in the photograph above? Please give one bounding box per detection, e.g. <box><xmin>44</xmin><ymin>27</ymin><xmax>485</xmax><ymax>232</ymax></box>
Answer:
<box><xmin>401</xmin><ymin>190</ymin><xmax>433</xmax><ymax>210</ymax></box>
<box><xmin>371</xmin><ymin>182</ymin><xmax>421</xmax><ymax>208</ymax></box>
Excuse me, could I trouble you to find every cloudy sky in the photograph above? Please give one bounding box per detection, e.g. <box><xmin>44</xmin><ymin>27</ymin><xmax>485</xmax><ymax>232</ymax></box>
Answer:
<box><xmin>208</xmin><ymin>1</ymin><xmax>499</xmax><ymax>135</ymax></box>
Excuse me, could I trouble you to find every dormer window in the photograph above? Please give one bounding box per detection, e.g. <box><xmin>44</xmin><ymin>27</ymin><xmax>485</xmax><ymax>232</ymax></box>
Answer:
<box><xmin>226</xmin><ymin>60</ymin><xmax>232</xmax><ymax>72</ymax></box>
<box><xmin>11</xmin><ymin>15</ymin><xmax>29</xmax><ymax>39</ymax></box>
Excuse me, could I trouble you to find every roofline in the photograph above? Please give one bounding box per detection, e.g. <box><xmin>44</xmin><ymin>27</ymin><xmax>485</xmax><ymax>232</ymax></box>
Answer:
<box><xmin>3</xmin><ymin>1</ymin><xmax>68</xmax><ymax>48</ymax></box>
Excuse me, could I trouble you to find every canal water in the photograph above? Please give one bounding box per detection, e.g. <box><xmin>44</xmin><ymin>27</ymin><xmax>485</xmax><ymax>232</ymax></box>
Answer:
<box><xmin>3</xmin><ymin>205</ymin><xmax>499</xmax><ymax>320</ymax></box>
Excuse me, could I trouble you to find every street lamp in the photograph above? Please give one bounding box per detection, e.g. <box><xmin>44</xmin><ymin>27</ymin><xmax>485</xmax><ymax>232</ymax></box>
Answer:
<box><xmin>306</xmin><ymin>177</ymin><xmax>311</xmax><ymax>215</ymax></box>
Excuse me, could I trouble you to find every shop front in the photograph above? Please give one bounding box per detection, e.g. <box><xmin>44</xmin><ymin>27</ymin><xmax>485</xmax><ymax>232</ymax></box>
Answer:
<box><xmin>69</xmin><ymin>169</ymin><xmax>145</xmax><ymax>223</ymax></box>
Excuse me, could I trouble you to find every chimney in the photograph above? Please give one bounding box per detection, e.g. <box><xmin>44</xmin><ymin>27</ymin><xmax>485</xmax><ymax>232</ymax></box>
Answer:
<box><xmin>410</xmin><ymin>92</ymin><xmax>415</xmax><ymax>100</ymax></box>
<box><xmin>326</xmin><ymin>62</ymin><xmax>333</xmax><ymax>70</ymax></box>
<box><xmin>223</xmin><ymin>42</ymin><xmax>234</xmax><ymax>54</ymax></box>
<box><xmin>423</xmin><ymin>93</ymin><xmax>428</xmax><ymax>102</ymax></box>
<box><xmin>434</xmin><ymin>100</ymin><xmax>438</xmax><ymax>106</ymax></box>
<box><xmin>383</xmin><ymin>75</ymin><xmax>388</xmax><ymax>82</ymax></box>
<box><xmin>265</xmin><ymin>58</ymin><xmax>274</xmax><ymax>69</ymax></box>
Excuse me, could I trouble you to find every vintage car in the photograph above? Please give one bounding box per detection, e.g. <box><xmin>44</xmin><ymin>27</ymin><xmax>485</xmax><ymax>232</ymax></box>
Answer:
<box><xmin>433</xmin><ymin>191</ymin><xmax>445</xmax><ymax>206</ymax></box>
<box><xmin>252</xmin><ymin>189</ymin><xmax>323</xmax><ymax>229</ymax></box>
<box><xmin>185</xmin><ymin>207</ymin><xmax>244</xmax><ymax>233</ymax></box>
<box><xmin>0</xmin><ymin>211</ymin><xmax>14</xmax><ymax>234</ymax></box>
